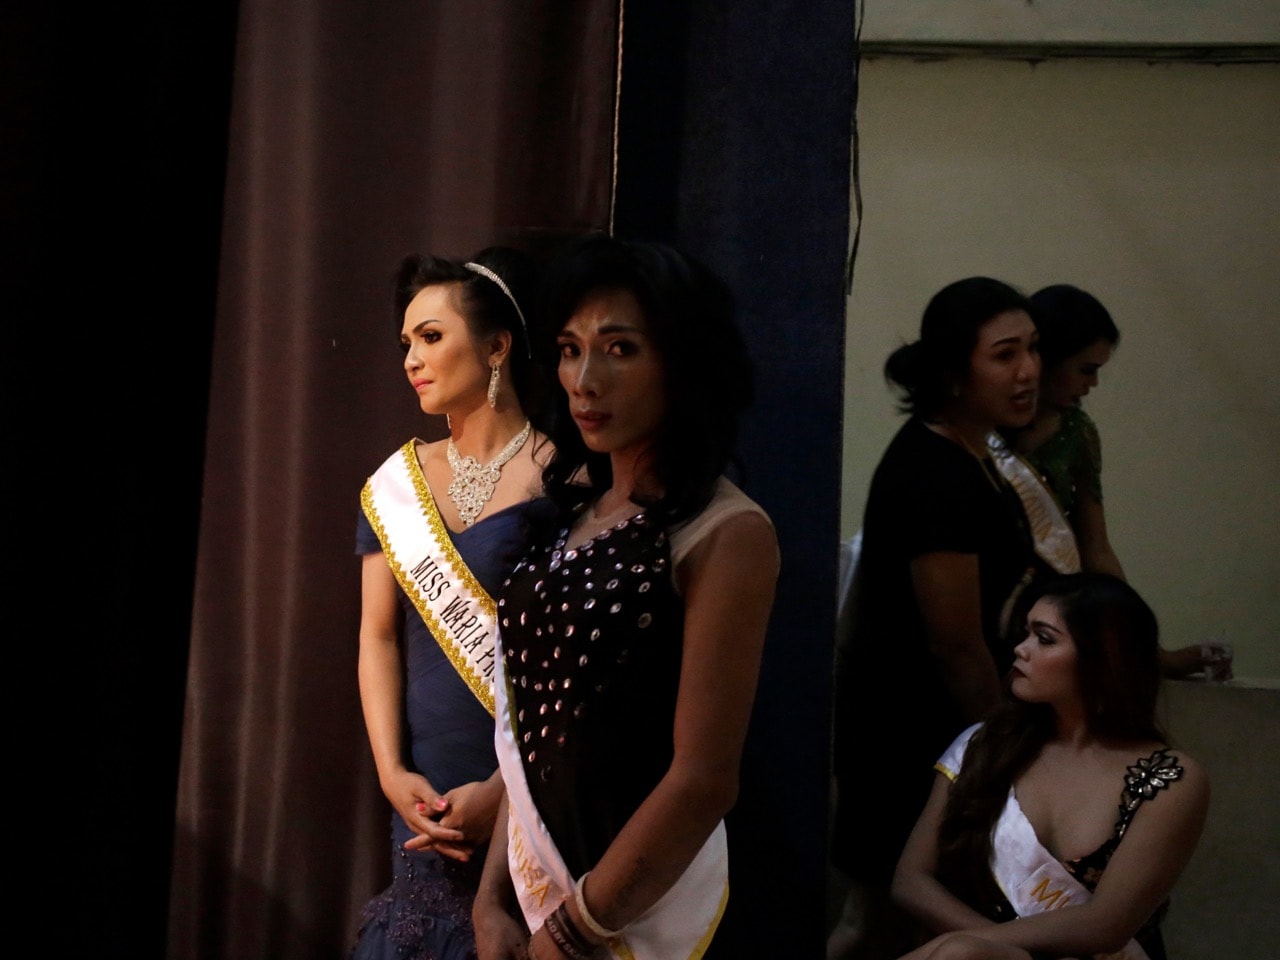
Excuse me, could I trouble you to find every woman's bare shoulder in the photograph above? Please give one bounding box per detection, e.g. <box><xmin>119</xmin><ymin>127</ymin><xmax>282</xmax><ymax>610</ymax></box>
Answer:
<box><xmin>1163</xmin><ymin>748</ymin><xmax>1209</xmax><ymax>794</ymax></box>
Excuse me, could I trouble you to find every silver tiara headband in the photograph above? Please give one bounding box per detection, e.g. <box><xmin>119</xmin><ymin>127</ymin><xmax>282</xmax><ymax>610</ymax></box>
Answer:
<box><xmin>464</xmin><ymin>261</ymin><xmax>531</xmax><ymax>356</ymax></box>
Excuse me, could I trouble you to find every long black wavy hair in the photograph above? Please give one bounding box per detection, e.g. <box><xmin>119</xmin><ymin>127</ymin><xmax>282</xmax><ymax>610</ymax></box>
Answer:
<box><xmin>934</xmin><ymin>572</ymin><xmax>1164</xmax><ymax>914</ymax></box>
<box><xmin>393</xmin><ymin>245</ymin><xmax>551</xmax><ymax>429</ymax></box>
<box><xmin>536</xmin><ymin>234</ymin><xmax>754</xmax><ymax>526</ymax></box>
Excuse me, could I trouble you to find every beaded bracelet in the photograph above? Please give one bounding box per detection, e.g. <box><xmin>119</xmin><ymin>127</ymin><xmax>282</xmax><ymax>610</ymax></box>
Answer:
<box><xmin>543</xmin><ymin>902</ymin><xmax>599</xmax><ymax>960</ymax></box>
<box><xmin>574</xmin><ymin>873</ymin><xmax>624</xmax><ymax>941</ymax></box>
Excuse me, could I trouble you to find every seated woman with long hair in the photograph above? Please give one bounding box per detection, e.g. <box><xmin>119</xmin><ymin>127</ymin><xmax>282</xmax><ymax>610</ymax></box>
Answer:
<box><xmin>891</xmin><ymin>573</ymin><xmax>1209</xmax><ymax>960</ymax></box>
<box><xmin>471</xmin><ymin>234</ymin><xmax>779</xmax><ymax>960</ymax></box>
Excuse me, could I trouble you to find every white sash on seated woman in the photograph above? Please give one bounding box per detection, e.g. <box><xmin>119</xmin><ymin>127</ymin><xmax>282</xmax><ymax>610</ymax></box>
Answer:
<box><xmin>939</xmin><ymin>725</ymin><xmax>1150</xmax><ymax>960</ymax></box>
<box><xmin>990</xmin><ymin>790</ymin><xmax>1150</xmax><ymax>960</ymax></box>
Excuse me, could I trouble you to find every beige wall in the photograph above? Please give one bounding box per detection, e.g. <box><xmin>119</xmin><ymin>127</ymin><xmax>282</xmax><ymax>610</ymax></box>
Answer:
<box><xmin>859</xmin><ymin>0</ymin><xmax>1280</xmax><ymax>45</ymax></box>
<box><xmin>841</xmin><ymin>56</ymin><xmax>1280</xmax><ymax>680</ymax></box>
<box><xmin>1159</xmin><ymin>679</ymin><xmax>1280</xmax><ymax>958</ymax></box>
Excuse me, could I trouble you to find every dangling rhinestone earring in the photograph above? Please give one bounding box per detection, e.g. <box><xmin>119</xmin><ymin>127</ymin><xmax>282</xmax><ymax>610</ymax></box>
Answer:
<box><xmin>487</xmin><ymin>364</ymin><xmax>501</xmax><ymax>408</ymax></box>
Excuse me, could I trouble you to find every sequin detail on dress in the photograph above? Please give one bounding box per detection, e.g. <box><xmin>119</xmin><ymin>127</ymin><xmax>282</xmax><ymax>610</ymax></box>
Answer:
<box><xmin>499</xmin><ymin>511</ymin><xmax>683</xmax><ymax>878</ymax></box>
<box><xmin>1121</xmin><ymin>749</ymin><xmax>1184</xmax><ymax>813</ymax></box>
<box><xmin>352</xmin><ymin>839</ymin><xmax>481</xmax><ymax>960</ymax></box>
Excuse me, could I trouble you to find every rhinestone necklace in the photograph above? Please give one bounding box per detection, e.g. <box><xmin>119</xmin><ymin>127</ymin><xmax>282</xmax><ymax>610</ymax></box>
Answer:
<box><xmin>446</xmin><ymin>420</ymin><xmax>532</xmax><ymax>527</ymax></box>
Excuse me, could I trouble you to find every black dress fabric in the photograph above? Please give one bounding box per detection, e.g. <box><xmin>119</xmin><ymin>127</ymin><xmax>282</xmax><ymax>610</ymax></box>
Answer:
<box><xmin>498</xmin><ymin>511</ymin><xmax>683</xmax><ymax>879</ymax></box>
<box><xmin>832</xmin><ymin>418</ymin><xmax>1039</xmax><ymax>882</ymax></box>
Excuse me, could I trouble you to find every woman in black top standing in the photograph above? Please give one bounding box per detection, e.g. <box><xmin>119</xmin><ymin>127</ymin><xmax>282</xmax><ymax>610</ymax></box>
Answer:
<box><xmin>830</xmin><ymin>277</ymin><xmax>1045</xmax><ymax>960</ymax></box>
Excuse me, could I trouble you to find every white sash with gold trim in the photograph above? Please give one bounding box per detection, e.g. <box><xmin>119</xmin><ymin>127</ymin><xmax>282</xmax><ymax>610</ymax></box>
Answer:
<box><xmin>987</xmin><ymin>432</ymin><xmax>1082</xmax><ymax>575</ymax></box>
<box><xmin>494</xmin><ymin>646</ymin><xmax>728</xmax><ymax>960</ymax></box>
<box><xmin>361</xmin><ymin>440</ymin><xmax>499</xmax><ymax>716</ymax></box>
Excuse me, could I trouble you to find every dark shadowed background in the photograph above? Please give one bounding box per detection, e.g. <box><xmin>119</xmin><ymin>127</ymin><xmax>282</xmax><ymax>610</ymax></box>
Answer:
<box><xmin>55</xmin><ymin>2</ymin><xmax>855</xmax><ymax>957</ymax></box>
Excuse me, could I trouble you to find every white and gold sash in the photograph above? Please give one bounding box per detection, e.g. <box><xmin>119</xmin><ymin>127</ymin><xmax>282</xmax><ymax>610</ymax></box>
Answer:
<box><xmin>990</xmin><ymin>791</ymin><xmax>1151</xmax><ymax>960</ymax></box>
<box><xmin>987</xmin><ymin>433</ymin><xmax>1082</xmax><ymax>575</ymax></box>
<box><xmin>361</xmin><ymin>440</ymin><xmax>499</xmax><ymax>716</ymax></box>
<box><xmin>494</xmin><ymin>646</ymin><xmax>728</xmax><ymax>960</ymax></box>
<box><xmin>939</xmin><ymin>726</ymin><xmax>1150</xmax><ymax>960</ymax></box>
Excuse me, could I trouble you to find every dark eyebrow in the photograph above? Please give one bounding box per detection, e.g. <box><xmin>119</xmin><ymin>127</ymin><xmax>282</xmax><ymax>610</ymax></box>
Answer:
<box><xmin>597</xmin><ymin>322</ymin><xmax>645</xmax><ymax>336</ymax></box>
<box><xmin>1028</xmin><ymin>618</ymin><xmax>1063</xmax><ymax>635</ymax></box>
<box><xmin>989</xmin><ymin>335</ymin><xmax>1026</xmax><ymax>348</ymax></box>
<box><xmin>408</xmin><ymin>319</ymin><xmax>440</xmax><ymax>337</ymax></box>
<box><xmin>558</xmin><ymin>322</ymin><xmax>645</xmax><ymax>339</ymax></box>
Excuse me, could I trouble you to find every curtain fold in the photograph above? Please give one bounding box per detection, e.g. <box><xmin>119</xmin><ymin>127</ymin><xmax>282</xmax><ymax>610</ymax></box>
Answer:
<box><xmin>169</xmin><ymin>4</ymin><xmax>617</xmax><ymax>957</ymax></box>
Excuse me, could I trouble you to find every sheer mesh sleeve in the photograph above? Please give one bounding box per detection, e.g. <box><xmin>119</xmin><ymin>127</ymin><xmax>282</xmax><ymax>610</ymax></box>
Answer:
<box><xmin>668</xmin><ymin>477</ymin><xmax>773</xmax><ymax>568</ymax></box>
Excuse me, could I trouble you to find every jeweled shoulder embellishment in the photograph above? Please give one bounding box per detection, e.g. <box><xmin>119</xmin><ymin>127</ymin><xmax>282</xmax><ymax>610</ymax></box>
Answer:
<box><xmin>1125</xmin><ymin>749</ymin><xmax>1183</xmax><ymax>800</ymax></box>
<box><xmin>1117</xmin><ymin>749</ymin><xmax>1183</xmax><ymax>835</ymax></box>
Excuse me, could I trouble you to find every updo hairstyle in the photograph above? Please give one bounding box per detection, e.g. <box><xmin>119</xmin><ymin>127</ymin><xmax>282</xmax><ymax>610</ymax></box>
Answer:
<box><xmin>884</xmin><ymin>277</ymin><xmax>1030</xmax><ymax>419</ymax></box>
<box><xmin>393</xmin><ymin>246</ymin><xmax>543</xmax><ymax>417</ymax></box>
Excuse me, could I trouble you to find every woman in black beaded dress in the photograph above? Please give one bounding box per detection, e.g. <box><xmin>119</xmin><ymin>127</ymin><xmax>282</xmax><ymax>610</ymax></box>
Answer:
<box><xmin>890</xmin><ymin>573</ymin><xmax>1209</xmax><ymax>960</ymax></box>
<box><xmin>471</xmin><ymin>235</ymin><xmax>780</xmax><ymax>960</ymax></box>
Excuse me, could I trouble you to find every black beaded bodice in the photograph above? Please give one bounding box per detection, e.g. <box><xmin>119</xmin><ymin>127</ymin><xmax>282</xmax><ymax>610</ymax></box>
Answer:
<box><xmin>498</xmin><ymin>512</ymin><xmax>684</xmax><ymax>877</ymax></box>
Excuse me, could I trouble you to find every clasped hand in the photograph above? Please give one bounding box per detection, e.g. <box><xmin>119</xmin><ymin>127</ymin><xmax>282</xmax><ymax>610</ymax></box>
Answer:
<box><xmin>383</xmin><ymin>770</ymin><xmax>501</xmax><ymax>862</ymax></box>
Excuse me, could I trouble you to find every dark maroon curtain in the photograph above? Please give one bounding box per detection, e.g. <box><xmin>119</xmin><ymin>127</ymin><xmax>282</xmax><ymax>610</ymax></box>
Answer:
<box><xmin>168</xmin><ymin>4</ymin><xmax>617</xmax><ymax>958</ymax></box>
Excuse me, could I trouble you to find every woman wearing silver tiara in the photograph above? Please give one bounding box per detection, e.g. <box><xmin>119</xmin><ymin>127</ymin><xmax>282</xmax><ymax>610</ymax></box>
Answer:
<box><xmin>351</xmin><ymin>247</ymin><xmax>554</xmax><ymax>960</ymax></box>
<box><xmin>471</xmin><ymin>235</ymin><xmax>780</xmax><ymax>960</ymax></box>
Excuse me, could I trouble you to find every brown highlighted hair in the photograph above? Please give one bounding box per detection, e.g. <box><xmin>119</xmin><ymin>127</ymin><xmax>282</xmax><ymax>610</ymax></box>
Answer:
<box><xmin>934</xmin><ymin>573</ymin><xmax>1163</xmax><ymax>914</ymax></box>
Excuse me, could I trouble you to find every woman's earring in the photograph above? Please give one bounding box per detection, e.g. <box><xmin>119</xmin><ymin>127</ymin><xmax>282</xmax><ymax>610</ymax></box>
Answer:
<box><xmin>488</xmin><ymin>364</ymin><xmax>501</xmax><ymax>408</ymax></box>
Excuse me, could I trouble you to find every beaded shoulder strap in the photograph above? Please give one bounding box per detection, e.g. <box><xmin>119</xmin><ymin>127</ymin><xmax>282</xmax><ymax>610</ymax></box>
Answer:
<box><xmin>1114</xmin><ymin>747</ymin><xmax>1184</xmax><ymax>841</ymax></box>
